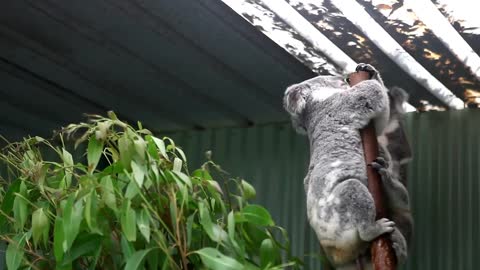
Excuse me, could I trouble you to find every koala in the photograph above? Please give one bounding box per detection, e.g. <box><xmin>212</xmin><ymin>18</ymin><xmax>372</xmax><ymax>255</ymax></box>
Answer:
<box><xmin>377</xmin><ymin>86</ymin><xmax>414</xmax><ymax>251</ymax></box>
<box><xmin>283</xmin><ymin>64</ymin><xmax>411</xmax><ymax>269</ymax></box>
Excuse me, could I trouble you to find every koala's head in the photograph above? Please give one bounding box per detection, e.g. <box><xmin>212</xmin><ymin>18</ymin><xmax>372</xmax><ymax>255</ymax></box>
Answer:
<box><xmin>283</xmin><ymin>75</ymin><xmax>348</xmax><ymax>134</ymax></box>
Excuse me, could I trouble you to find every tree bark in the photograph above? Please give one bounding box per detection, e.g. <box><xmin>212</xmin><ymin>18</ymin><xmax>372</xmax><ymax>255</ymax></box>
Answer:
<box><xmin>348</xmin><ymin>71</ymin><xmax>397</xmax><ymax>270</ymax></box>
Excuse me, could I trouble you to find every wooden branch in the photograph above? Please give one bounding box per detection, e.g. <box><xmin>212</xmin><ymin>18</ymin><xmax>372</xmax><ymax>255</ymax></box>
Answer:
<box><xmin>348</xmin><ymin>71</ymin><xmax>397</xmax><ymax>270</ymax></box>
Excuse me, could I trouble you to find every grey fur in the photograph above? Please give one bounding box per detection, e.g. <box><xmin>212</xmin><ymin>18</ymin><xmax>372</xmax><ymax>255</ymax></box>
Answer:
<box><xmin>284</xmin><ymin>64</ymin><xmax>412</xmax><ymax>269</ymax></box>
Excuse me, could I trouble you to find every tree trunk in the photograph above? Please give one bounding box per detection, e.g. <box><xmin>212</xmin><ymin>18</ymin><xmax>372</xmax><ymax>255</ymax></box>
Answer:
<box><xmin>349</xmin><ymin>71</ymin><xmax>397</xmax><ymax>270</ymax></box>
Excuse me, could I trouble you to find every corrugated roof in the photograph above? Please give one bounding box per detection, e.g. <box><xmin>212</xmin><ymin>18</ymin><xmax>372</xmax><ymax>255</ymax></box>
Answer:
<box><xmin>0</xmin><ymin>0</ymin><xmax>314</xmax><ymax>142</ymax></box>
<box><xmin>224</xmin><ymin>0</ymin><xmax>480</xmax><ymax>107</ymax></box>
<box><xmin>1</xmin><ymin>0</ymin><xmax>480</xmax><ymax>142</ymax></box>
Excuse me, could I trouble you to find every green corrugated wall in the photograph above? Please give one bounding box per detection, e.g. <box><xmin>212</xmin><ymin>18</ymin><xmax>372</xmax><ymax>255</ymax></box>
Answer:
<box><xmin>170</xmin><ymin>110</ymin><xmax>480</xmax><ymax>270</ymax></box>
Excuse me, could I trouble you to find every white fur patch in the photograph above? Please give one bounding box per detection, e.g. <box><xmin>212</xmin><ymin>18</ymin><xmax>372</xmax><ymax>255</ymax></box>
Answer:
<box><xmin>330</xmin><ymin>160</ymin><xmax>343</xmax><ymax>167</ymax></box>
<box><xmin>311</xmin><ymin>88</ymin><xmax>344</xmax><ymax>102</ymax></box>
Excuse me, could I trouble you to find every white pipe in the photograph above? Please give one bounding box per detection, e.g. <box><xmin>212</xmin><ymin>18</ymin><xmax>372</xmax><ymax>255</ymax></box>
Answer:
<box><xmin>260</xmin><ymin>0</ymin><xmax>358</xmax><ymax>72</ymax></box>
<box><xmin>330</xmin><ymin>0</ymin><xmax>464</xmax><ymax>109</ymax></box>
<box><xmin>405</xmin><ymin>0</ymin><xmax>480</xmax><ymax>80</ymax></box>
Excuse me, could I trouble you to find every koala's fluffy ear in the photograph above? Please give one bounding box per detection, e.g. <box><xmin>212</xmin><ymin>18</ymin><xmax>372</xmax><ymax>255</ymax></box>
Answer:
<box><xmin>388</xmin><ymin>87</ymin><xmax>409</xmax><ymax>115</ymax></box>
<box><xmin>283</xmin><ymin>83</ymin><xmax>310</xmax><ymax>116</ymax></box>
<box><xmin>283</xmin><ymin>83</ymin><xmax>310</xmax><ymax>134</ymax></box>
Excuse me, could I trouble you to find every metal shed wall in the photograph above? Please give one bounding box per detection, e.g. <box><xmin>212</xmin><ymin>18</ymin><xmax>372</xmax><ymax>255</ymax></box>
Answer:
<box><xmin>170</xmin><ymin>110</ymin><xmax>480</xmax><ymax>270</ymax></box>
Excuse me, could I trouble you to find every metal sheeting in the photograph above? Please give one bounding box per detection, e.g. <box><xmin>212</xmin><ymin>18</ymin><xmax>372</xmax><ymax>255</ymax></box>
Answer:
<box><xmin>404</xmin><ymin>110</ymin><xmax>480</xmax><ymax>270</ymax></box>
<box><xmin>169</xmin><ymin>109</ymin><xmax>480</xmax><ymax>269</ymax></box>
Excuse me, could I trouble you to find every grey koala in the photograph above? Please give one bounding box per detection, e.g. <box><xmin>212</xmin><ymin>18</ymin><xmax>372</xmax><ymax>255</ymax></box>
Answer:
<box><xmin>283</xmin><ymin>64</ymin><xmax>411</xmax><ymax>269</ymax></box>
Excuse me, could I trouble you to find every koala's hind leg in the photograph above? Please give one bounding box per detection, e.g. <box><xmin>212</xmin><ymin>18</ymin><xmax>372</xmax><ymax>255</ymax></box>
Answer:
<box><xmin>322</xmin><ymin>179</ymin><xmax>395</xmax><ymax>266</ymax></box>
<box><xmin>334</xmin><ymin>180</ymin><xmax>395</xmax><ymax>241</ymax></box>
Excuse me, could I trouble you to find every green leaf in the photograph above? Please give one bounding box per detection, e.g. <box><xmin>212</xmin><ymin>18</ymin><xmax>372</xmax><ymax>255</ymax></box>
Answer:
<box><xmin>124</xmin><ymin>248</ymin><xmax>153</xmax><ymax>270</ymax></box>
<box><xmin>121</xmin><ymin>200</ymin><xmax>136</xmax><ymax>242</ymax></box>
<box><xmin>172</xmin><ymin>171</ymin><xmax>192</xmax><ymax>189</ymax></box>
<box><xmin>151</xmin><ymin>137</ymin><xmax>168</xmax><ymax>159</ymax></box>
<box><xmin>107</xmin><ymin>111</ymin><xmax>119</xmax><ymax>120</ymax></box>
<box><xmin>228</xmin><ymin>211</ymin><xmax>236</xmax><ymax>239</ymax></box>
<box><xmin>119</xmin><ymin>135</ymin><xmax>134</xmax><ymax>170</ymax></box>
<box><xmin>131</xmin><ymin>161</ymin><xmax>145</xmax><ymax>188</ymax></box>
<box><xmin>12</xmin><ymin>185</ymin><xmax>28</xmax><ymax>231</ymax></box>
<box><xmin>241</xmin><ymin>180</ymin><xmax>256</xmax><ymax>200</ymax></box>
<box><xmin>241</xmin><ymin>205</ymin><xmax>274</xmax><ymax>226</ymax></box>
<box><xmin>87</xmin><ymin>135</ymin><xmax>104</xmax><ymax>173</ymax></box>
<box><xmin>62</xmin><ymin>195</ymin><xmax>84</xmax><ymax>252</ymax></box>
<box><xmin>84</xmin><ymin>190</ymin><xmax>101</xmax><ymax>233</ymax></box>
<box><xmin>125</xmin><ymin>181</ymin><xmax>140</xmax><ymax>200</ymax></box>
<box><xmin>120</xmin><ymin>235</ymin><xmax>135</xmax><ymax>262</ymax></box>
<box><xmin>62</xmin><ymin>233</ymin><xmax>103</xmax><ymax>265</ymax></box>
<box><xmin>137</xmin><ymin>209</ymin><xmax>151</xmax><ymax>243</ymax></box>
<box><xmin>192</xmin><ymin>169</ymin><xmax>213</xmax><ymax>180</ymax></box>
<box><xmin>145</xmin><ymin>135</ymin><xmax>160</xmax><ymax>160</ymax></box>
<box><xmin>173</xmin><ymin>157</ymin><xmax>182</xmax><ymax>172</ymax></box>
<box><xmin>1</xmin><ymin>180</ymin><xmax>20</xmax><ymax>212</ymax></box>
<box><xmin>100</xmin><ymin>176</ymin><xmax>117</xmax><ymax>212</ymax></box>
<box><xmin>198</xmin><ymin>201</ymin><xmax>227</xmax><ymax>243</ymax></box>
<box><xmin>6</xmin><ymin>233</ymin><xmax>27</xmax><ymax>270</ymax></box>
<box><xmin>186</xmin><ymin>213</ymin><xmax>195</xmax><ymax>248</ymax></box>
<box><xmin>175</xmin><ymin>147</ymin><xmax>187</xmax><ymax>163</ymax></box>
<box><xmin>133</xmin><ymin>137</ymin><xmax>147</xmax><ymax>162</ymax></box>
<box><xmin>32</xmin><ymin>208</ymin><xmax>50</xmax><ymax>247</ymax></box>
<box><xmin>62</xmin><ymin>148</ymin><xmax>74</xmax><ymax>188</ymax></box>
<box><xmin>260</xmin><ymin>239</ymin><xmax>280</xmax><ymax>268</ymax></box>
<box><xmin>54</xmin><ymin>217</ymin><xmax>64</xmax><ymax>262</ymax></box>
<box><xmin>194</xmin><ymin>248</ymin><xmax>243</xmax><ymax>270</ymax></box>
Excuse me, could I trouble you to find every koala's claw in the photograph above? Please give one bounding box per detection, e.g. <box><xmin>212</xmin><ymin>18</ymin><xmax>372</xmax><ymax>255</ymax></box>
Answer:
<box><xmin>355</xmin><ymin>63</ymin><xmax>377</xmax><ymax>78</ymax></box>
<box><xmin>377</xmin><ymin>218</ymin><xmax>395</xmax><ymax>234</ymax></box>
<box><xmin>369</xmin><ymin>157</ymin><xmax>389</xmax><ymax>170</ymax></box>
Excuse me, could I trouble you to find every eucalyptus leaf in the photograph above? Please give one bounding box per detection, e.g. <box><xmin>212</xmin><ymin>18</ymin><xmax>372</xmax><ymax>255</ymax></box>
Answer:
<box><xmin>198</xmin><ymin>201</ymin><xmax>227</xmax><ymax>243</ymax></box>
<box><xmin>121</xmin><ymin>200</ymin><xmax>137</xmax><ymax>242</ymax></box>
<box><xmin>62</xmin><ymin>196</ymin><xmax>84</xmax><ymax>252</ymax></box>
<box><xmin>260</xmin><ymin>239</ymin><xmax>280</xmax><ymax>268</ymax></box>
<box><xmin>12</xmin><ymin>182</ymin><xmax>28</xmax><ymax>231</ymax></box>
<box><xmin>87</xmin><ymin>135</ymin><xmax>104</xmax><ymax>173</ymax></box>
<box><xmin>194</xmin><ymin>248</ymin><xmax>243</xmax><ymax>270</ymax></box>
<box><xmin>173</xmin><ymin>157</ymin><xmax>182</xmax><ymax>172</ymax></box>
<box><xmin>131</xmin><ymin>160</ymin><xmax>145</xmax><ymax>188</ymax></box>
<box><xmin>32</xmin><ymin>208</ymin><xmax>49</xmax><ymax>247</ymax></box>
<box><xmin>124</xmin><ymin>248</ymin><xmax>153</xmax><ymax>270</ymax></box>
<box><xmin>137</xmin><ymin>209</ymin><xmax>151</xmax><ymax>243</ymax></box>
<box><xmin>84</xmin><ymin>190</ymin><xmax>101</xmax><ymax>233</ymax></box>
<box><xmin>53</xmin><ymin>217</ymin><xmax>64</xmax><ymax>262</ymax></box>
<box><xmin>100</xmin><ymin>176</ymin><xmax>117</xmax><ymax>212</ymax></box>
<box><xmin>62</xmin><ymin>148</ymin><xmax>73</xmax><ymax>187</ymax></box>
<box><xmin>151</xmin><ymin>137</ymin><xmax>168</xmax><ymax>159</ymax></box>
<box><xmin>241</xmin><ymin>205</ymin><xmax>274</xmax><ymax>226</ymax></box>
<box><xmin>0</xmin><ymin>114</ymin><xmax>300</xmax><ymax>270</ymax></box>
<box><xmin>6</xmin><ymin>233</ymin><xmax>27</xmax><ymax>270</ymax></box>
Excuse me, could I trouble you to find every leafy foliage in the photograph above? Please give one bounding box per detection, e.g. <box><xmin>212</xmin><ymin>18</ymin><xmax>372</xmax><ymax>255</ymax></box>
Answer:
<box><xmin>0</xmin><ymin>113</ymin><xmax>301</xmax><ymax>270</ymax></box>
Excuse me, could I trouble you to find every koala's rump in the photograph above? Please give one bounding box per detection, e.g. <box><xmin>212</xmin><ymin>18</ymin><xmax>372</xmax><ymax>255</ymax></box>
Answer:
<box><xmin>307</xmin><ymin>178</ymin><xmax>375</xmax><ymax>266</ymax></box>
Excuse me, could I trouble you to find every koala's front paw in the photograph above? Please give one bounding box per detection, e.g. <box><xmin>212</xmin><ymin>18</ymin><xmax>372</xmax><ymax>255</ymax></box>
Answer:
<box><xmin>356</xmin><ymin>63</ymin><xmax>377</xmax><ymax>79</ymax></box>
<box><xmin>369</xmin><ymin>157</ymin><xmax>390</xmax><ymax>180</ymax></box>
<box><xmin>359</xmin><ymin>218</ymin><xmax>395</xmax><ymax>241</ymax></box>
<box><xmin>376</xmin><ymin>218</ymin><xmax>395</xmax><ymax>235</ymax></box>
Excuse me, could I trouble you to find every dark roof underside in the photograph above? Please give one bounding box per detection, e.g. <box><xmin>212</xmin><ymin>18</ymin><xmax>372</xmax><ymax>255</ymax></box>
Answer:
<box><xmin>0</xmin><ymin>0</ymin><xmax>315</xmax><ymax>142</ymax></box>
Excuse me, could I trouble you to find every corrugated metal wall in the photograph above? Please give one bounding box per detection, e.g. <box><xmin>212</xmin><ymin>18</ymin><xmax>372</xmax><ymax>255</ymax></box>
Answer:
<box><xmin>170</xmin><ymin>110</ymin><xmax>480</xmax><ymax>270</ymax></box>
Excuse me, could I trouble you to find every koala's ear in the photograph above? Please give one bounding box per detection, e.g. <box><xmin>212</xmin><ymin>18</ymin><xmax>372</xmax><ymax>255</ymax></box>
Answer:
<box><xmin>388</xmin><ymin>87</ymin><xmax>409</xmax><ymax>114</ymax></box>
<box><xmin>283</xmin><ymin>83</ymin><xmax>310</xmax><ymax>117</ymax></box>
